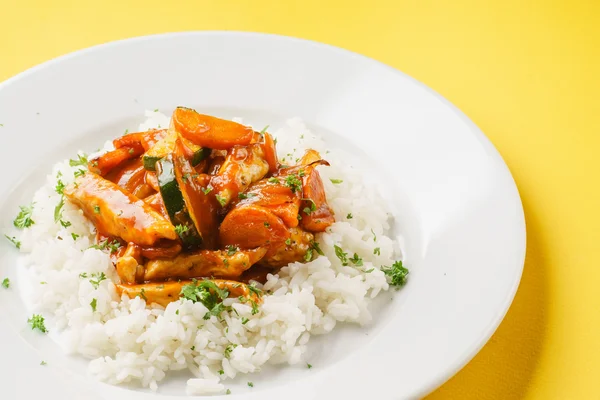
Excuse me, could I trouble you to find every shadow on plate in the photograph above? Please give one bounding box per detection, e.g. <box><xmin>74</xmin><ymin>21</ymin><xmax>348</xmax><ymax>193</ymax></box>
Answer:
<box><xmin>425</xmin><ymin>195</ymin><xmax>547</xmax><ymax>400</ymax></box>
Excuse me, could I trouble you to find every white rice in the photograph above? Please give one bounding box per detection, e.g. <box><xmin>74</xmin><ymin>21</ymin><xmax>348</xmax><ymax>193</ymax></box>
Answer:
<box><xmin>13</xmin><ymin>111</ymin><xmax>400</xmax><ymax>395</ymax></box>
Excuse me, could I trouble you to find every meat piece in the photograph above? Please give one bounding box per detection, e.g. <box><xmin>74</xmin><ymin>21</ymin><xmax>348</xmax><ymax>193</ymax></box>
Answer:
<box><xmin>143</xmin><ymin>193</ymin><xmax>169</xmax><ymax>220</ymax></box>
<box><xmin>259</xmin><ymin>227</ymin><xmax>314</xmax><ymax>268</ymax></box>
<box><xmin>113</xmin><ymin>129</ymin><xmax>168</xmax><ymax>151</ymax></box>
<box><xmin>299</xmin><ymin>167</ymin><xmax>335</xmax><ymax>232</ymax></box>
<box><xmin>64</xmin><ymin>172</ymin><xmax>177</xmax><ymax>246</ymax></box>
<box><xmin>116</xmin><ymin>279</ymin><xmax>261</xmax><ymax>307</ymax></box>
<box><xmin>143</xmin><ymin>247</ymin><xmax>267</xmax><ymax>281</ymax></box>
<box><xmin>235</xmin><ymin>179</ymin><xmax>301</xmax><ymax>228</ymax></box>
<box><xmin>220</xmin><ymin>205</ymin><xmax>290</xmax><ymax>258</ymax></box>
<box><xmin>140</xmin><ymin>240</ymin><xmax>182</xmax><ymax>260</ymax></box>
<box><xmin>116</xmin><ymin>243</ymin><xmax>143</xmax><ymax>284</ymax></box>
<box><xmin>106</xmin><ymin>158</ymin><xmax>154</xmax><ymax>199</ymax></box>
<box><xmin>210</xmin><ymin>144</ymin><xmax>270</xmax><ymax>207</ymax></box>
<box><xmin>172</xmin><ymin>107</ymin><xmax>254</xmax><ymax>149</ymax></box>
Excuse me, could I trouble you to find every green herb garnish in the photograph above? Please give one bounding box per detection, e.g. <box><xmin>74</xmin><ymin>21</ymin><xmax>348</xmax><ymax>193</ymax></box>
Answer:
<box><xmin>69</xmin><ymin>154</ymin><xmax>88</xmax><ymax>167</ymax></box>
<box><xmin>268</xmin><ymin>177</ymin><xmax>279</xmax><ymax>184</ymax></box>
<box><xmin>349</xmin><ymin>253</ymin><xmax>363</xmax><ymax>267</ymax></box>
<box><xmin>2</xmin><ymin>278</ymin><xmax>10</xmax><ymax>289</ymax></box>
<box><xmin>225</xmin><ymin>245</ymin><xmax>238</xmax><ymax>256</ymax></box>
<box><xmin>347</xmin><ymin>213</ymin><xmax>353</xmax><ymax>219</ymax></box>
<box><xmin>175</xmin><ymin>224</ymin><xmax>189</xmax><ymax>235</ymax></box>
<box><xmin>202</xmin><ymin>186</ymin><xmax>213</xmax><ymax>195</ymax></box>
<box><xmin>54</xmin><ymin>199</ymin><xmax>64</xmax><ymax>223</ymax></box>
<box><xmin>215</xmin><ymin>194</ymin><xmax>227</xmax><ymax>207</ymax></box>
<box><xmin>180</xmin><ymin>279</ymin><xmax>230</xmax><ymax>320</ymax></box>
<box><xmin>93</xmin><ymin>205</ymin><xmax>101</xmax><ymax>214</ymax></box>
<box><xmin>89</xmin><ymin>272</ymin><xmax>107</xmax><ymax>289</ymax></box>
<box><xmin>334</xmin><ymin>245</ymin><xmax>349</xmax><ymax>266</ymax></box>
<box><xmin>90</xmin><ymin>298</ymin><xmax>97</xmax><ymax>312</ymax></box>
<box><xmin>247</xmin><ymin>382</ymin><xmax>254</xmax><ymax>388</ymax></box>
<box><xmin>381</xmin><ymin>260</ymin><xmax>409</xmax><ymax>288</ymax></box>
<box><xmin>28</xmin><ymin>314</ymin><xmax>48</xmax><ymax>333</ymax></box>
<box><xmin>304</xmin><ymin>248</ymin><xmax>313</xmax><ymax>262</ymax></box>
<box><xmin>373</xmin><ymin>247</ymin><xmax>380</xmax><ymax>256</ymax></box>
<box><xmin>5</xmin><ymin>235</ymin><xmax>21</xmax><ymax>249</ymax></box>
<box><xmin>241</xmin><ymin>317</ymin><xmax>249</xmax><ymax>324</ymax></box>
<box><xmin>14</xmin><ymin>203</ymin><xmax>35</xmax><ymax>228</ymax></box>
<box><xmin>284</xmin><ymin>174</ymin><xmax>302</xmax><ymax>193</ymax></box>
<box><xmin>71</xmin><ymin>233</ymin><xmax>79</xmax><ymax>241</ymax></box>
<box><xmin>330</xmin><ymin>179</ymin><xmax>343</xmax><ymax>184</ymax></box>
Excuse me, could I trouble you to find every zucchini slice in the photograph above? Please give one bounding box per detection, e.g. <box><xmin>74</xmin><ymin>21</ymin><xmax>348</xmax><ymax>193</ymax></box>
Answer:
<box><xmin>143</xmin><ymin>131</ymin><xmax>210</xmax><ymax>171</ymax></box>
<box><xmin>156</xmin><ymin>155</ymin><xmax>202</xmax><ymax>249</ymax></box>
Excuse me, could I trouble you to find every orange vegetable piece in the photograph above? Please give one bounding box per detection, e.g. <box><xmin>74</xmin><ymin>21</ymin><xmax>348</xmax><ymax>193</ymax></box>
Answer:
<box><xmin>172</xmin><ymin>107</ymin><xmax>254</xmax><ymax>150</ymax></box>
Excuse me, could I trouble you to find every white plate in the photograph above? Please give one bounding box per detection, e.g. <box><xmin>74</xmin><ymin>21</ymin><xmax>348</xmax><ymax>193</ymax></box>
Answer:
<box><xmin>0</xmin><ymin>32</ymin><xmax>525</xmax><ymax>399</ymax></box>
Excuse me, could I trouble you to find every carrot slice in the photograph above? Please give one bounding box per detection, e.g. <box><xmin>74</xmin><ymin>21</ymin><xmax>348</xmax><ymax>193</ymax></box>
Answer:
<box><xmin>88</xmin><ymin>145</ymin><xmax>143</xmax><ymax>176</ymax></box>
<box><xmin>173</xmin><ymin>137</ymin><xmax>219</xmax><ymax>249</ymax></box>
<box><xmin>172</xmin><ymin>107</ymin><xmax>254</xmax><ymax>149</ymax></box>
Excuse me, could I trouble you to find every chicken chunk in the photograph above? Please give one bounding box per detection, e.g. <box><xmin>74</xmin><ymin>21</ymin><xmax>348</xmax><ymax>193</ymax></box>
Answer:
<box><xmin>64</xmin><ymin>172</ymin><xmax>177</xmax><ymax>246</ymax></box>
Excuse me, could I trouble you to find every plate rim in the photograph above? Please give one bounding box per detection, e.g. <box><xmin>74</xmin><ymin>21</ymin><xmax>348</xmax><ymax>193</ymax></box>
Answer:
<box><xmin>0</xmin><ymin>31</ymin><xmax>527</xmax><ymax>398</ymax></box>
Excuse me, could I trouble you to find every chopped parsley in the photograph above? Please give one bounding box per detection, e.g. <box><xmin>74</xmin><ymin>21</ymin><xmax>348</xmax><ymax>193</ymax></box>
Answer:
<box><xmin>226</xmin><ymin>389</ymin><xmax>231</xmax><ymax>395</ymax></box>
<box><xmin>90</xmin><ymin>298</ymin><xmax>97</xmax><ymax>312</ymax></box>
<box><xmin>304</xmin><ymin>248</ymin><xmax>313</xmax><ymax>262</ymax></box>
<box><xmin>247</xmin><ymin>284</ymin><xmax>263</xmax><ymax>297</ymax></box>
<box><xmin>347</xmin><ymin>213</ymin><xmax>353</xmax><ymax>219</ymax></box>
<box><xmin>307</xmin><ymin>363</ymin><xmax>312</xmax><ymax>369</ymax></box>
<box><xmin>2</xmin><ymin>278</ymin><xmax>10</xmax><ymax>289</ymax></box>
<box><xmin>5</xmin><ymin>235</ymin><xmax>21</xmax><ymax>249</ymax></box>
<box><xmin>69</xmin><ymin>154</ymin><xmax>88</xmax><ymax>167</ymax></box>
<box><xmin>371</xmin><ymin>228</ymin><xmax>377</xmax><ymax>242</ymax></box>
<box><xmin>298</xmin><ymin>169</ymin><xmax>305</xmax><ymax>177</ymax></box>
<box><xmin>71</xmin><ymin>233</ymin><xmax>79</xmax><ymax>241</ymax></box>
<box><xmin>89</xmin><ymin>272</ymin><xmax>107</xmax><ymax>289</ymax></box>
<box><xmin>284</xmin><ymin>174</ymin><xmax>302</xmax><ymax>193</ymax></box>
<box><xmin>138</xmin><ymin>288</ymin><xmax>147</xmax><ymax>301</ymax></box>
<box><xmin>218</xmin><ymin>369</ymin><xmax>224</xmax><ymax>375</ymax></box>
<box><xmin>225</xmin><ymin>245</ymin><xmax>238</xmax><ymax>256</ymax></box>
<box><xmin>301</xmin><ymin>198</ymin><xmax>317</xmax><ymax>215</ymax></box>
<box><xmin>74</xmin><ymin>169</ymin><xmax>86</xmax><ymax>178</ymax></box>
<box><xmin>223</xmin><ymin>258</ymin><xmax>229</xmax><ymax>268</ymax></box>
<box><xmin>241</xmin><ymin>317</ymin><xmax>249</xmax><ymax>324</ymax></box>
<box><xmin>93</xmin><ymin>205</ymin><xmax>101</xmax><ymax>214</ymax></box>
<box><xmin>55</xmin><ymin>178</ymin><xmax>66</xmax><ymax>195</ymax></box>
<box><xmin>364</xmin><ymin>268</ymin><xmax>374</xmax><ymax>273</ymax></box>
<box><xmin>60</xmin><ymin>220</ymin><xmax>71</xmax><ymax>228</ymax></box>
<box><xmin>349</xmin><ymin>253</ymin><xmax>363</xmax><ymax>266</ymax></box>
<box><xmin>381</xmin><ymin>260</ymin><xmax>409</xmax><ymax>288</ymax></box>
<box><xmin>263</xmin><ymin>221</ymin><xmax>270</xmax><ymax>228</ymax></box>
<box><xmin>153</xmin><ymin>108</ymin><xmax>159</xmax><ymax>112</ymax></box>
<box><xmin>330</xmin><ymin>178</ymin><xmax>343</xmax><ymax>184</ymax></box>
<box><xmin>123</xmin><ymin>129</ymin><xmax>129</xmax><ymax>135</ymax></box>
<box><xmin>28</xmin><ymin>314</ymin><xmax>48</xmax><ymax>333</ymax></box>
<box><xmin>191</xmin><ymin>346</ymin><xmax>195</xmax><ymax>351</ymax></box>
<box><xmin>89</xmin><ymin>239</ymin><xmax>121</xmax><ymax>254</ymax></box>
<box><xmin>237</xmin><ymin>192</ymin><xmax>255</xmax><ymax>199</ymax></box>
<box><xmin>247</xmin><ymin>382</ymin><xmax>254</xmax><ymax>388</ymax></box>
<box><xmin>259</xmin><ymin>125</ymin><xmax>269</xmax><ymax>135</ymax></box>
<box><xmin>202</xmin><ymin>186</ymin><xmax>213</xmax><ymax>195</ymax></box>
<box><xmin>224</xmin><ymin>343</ymin><xmax>237</xmax><ymax>359</ymax></box>
<box><xmin>310</xmin><ymin>241</ymin><xmax>324</xmax><ymax>256</ymax></box>
<box><xmin>54</xmin><ymin>199</ymin><xmax>65</xmax><ymax>223</ymax></box>
<box><xmin>14</xmin><ymin>203</ymin><xmax>35</xmax><ymax>228</ymax></box>
<box><xmin>250</xmin><ymin>300</ymin><xmax>260</xmax><ymax>315</ymax></box>
<box><xmin>176</xmin><ymin>309</ymin><xmax>179</xmax><ymax>315</ymax></box>
<box><xmin>40</xmin><ymin>281</ymin><xmax>47</xmax><ymax>285</ymax></box>
<box><xmin>334</xmin><ymin>245</ymin><xmax>349</xmax><ymax>266</ymax></box>
<box><xmin>215</xmin><ymin>194</ymin><xmax>227</xmax><ymax>207</ymax></box>
<box><xmin>268</xmin><ymin>177</ymin><xmax>279</xmax><ymax>184</ymax></box>
<box><xmin>128</xmin><ymin>148</ymin><xmax>135</xmax><ymax>155</ymax></box>
<box><xmin>285</xmin><ymin>238</ymin><xmax>292</xmax><ymax>246</ymax></box>
<box><xmin>180</xmin><ymin>279</ymin><xmax>230</xmax><ymax>320</ymax></box>
<box><xmin>79</xmin><ymin>272</ymin><xmax>88</xmax><ymax>278</ymax></box>
<box><xmin>40</xmin><ymin>361</ymin><xmax>47</xmax><ymax>366</ymax></box>
<box><xmin>373</xmin><ymin>247</ymin><xmax>381</xmax><ymax>256</ymax></box>
<box><xmin>174</xmin><ymin>224</ymin><xmax>189</xmax><ymax>235</ymax></box>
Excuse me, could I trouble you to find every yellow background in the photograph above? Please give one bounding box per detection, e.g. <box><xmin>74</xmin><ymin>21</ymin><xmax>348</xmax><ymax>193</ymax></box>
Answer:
<box><xmin>1</xmin><ymin>0</ymin><xmax>599</xmax><ymax>398</ymax></box>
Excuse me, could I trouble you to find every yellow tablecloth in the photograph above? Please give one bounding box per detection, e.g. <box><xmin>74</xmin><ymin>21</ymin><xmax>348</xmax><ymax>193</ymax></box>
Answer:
<box><xmin>2</xmin><ymin>1</ymin><xmax>598</xmax><ymax>398</ymax></box>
